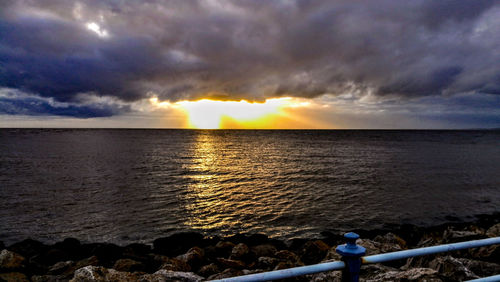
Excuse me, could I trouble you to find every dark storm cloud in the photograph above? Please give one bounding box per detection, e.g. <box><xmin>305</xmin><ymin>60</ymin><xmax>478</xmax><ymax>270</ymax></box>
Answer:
<box><xmin>0</xmin><ymin>0</ymin><xmax>499</xmax><ymax>117</ymax></box>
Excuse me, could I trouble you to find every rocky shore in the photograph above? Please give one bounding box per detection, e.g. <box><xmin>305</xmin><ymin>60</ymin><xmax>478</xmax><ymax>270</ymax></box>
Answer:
<box><xmin>1</xmin><ymin>213</ymin><xmax>500</xmax><ymax>281</ymax></box>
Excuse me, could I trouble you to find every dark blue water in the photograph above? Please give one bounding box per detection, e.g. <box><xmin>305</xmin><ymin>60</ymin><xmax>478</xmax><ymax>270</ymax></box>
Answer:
<box><xmin>1</xmin><ymin>129</ymin><xmax>499</xmax><ymax>245</ymax></box>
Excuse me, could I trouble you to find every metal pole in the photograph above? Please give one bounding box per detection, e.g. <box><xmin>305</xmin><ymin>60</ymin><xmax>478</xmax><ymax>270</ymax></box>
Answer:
<box><xmin>336</xmin><ymin>232</ymin><xmax>366</xmax><ymax>282</ymax></box>
<box><xmin>210</xmin><ymin>261</ymin><xmax>345</xmax><ymax>282</ymax></box>
<box><xmin>362</xmin><ymin>237</ymin><xmax>500</xmax><ymax>264</ymax></box>
<box><xmin>466</xmin><ymin>274</ymin><xmax>500</xmax><ymax>282</ymax></box>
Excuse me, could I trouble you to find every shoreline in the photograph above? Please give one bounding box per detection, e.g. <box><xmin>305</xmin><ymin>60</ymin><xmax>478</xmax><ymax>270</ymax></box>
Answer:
<box><xmin>1</xmin><ymin>213</ymin><xmax>500</xmax><ymax>281</ymax></box>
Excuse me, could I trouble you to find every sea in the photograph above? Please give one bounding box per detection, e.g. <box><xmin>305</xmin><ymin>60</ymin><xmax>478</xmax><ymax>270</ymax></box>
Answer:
<box><xmin>1</xmin><ymin>129</ymin><xmax>499</xmax><ymax>245</ymax></box>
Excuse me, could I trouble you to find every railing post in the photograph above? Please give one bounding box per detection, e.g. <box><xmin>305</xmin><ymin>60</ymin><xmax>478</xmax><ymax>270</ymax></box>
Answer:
<box><xmin>336</xmin><ymin>232</ymin><xmax>366</xmax><ymax>282</ymax></box>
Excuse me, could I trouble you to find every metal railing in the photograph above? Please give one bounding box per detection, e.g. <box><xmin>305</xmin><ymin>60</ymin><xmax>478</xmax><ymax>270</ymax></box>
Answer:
<box><xmin>211</xmin><ymin>232</ymin><xmax>500</xmax><ymax>282</ymax></box>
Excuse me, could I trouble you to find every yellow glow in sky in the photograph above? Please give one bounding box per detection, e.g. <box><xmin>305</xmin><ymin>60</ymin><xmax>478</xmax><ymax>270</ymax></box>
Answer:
<box><xmin>149</xmin><ymin>97</ymin><xmax>318</xmax><ymax>129</ymax></box>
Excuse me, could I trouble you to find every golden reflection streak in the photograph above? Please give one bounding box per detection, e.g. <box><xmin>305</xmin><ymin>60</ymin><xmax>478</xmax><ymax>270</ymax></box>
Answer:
<box><xmin>182</xmin><ymin>132</ymin><xmax>245</xmax><ymax>231</ymax></box>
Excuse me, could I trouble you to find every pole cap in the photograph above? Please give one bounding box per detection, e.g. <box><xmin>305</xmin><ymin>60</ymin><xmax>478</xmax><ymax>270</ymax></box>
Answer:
<box><xmin>336</xmin><ymin>232</ymin><xmax>366</xmax><ymax>257</ymax></box>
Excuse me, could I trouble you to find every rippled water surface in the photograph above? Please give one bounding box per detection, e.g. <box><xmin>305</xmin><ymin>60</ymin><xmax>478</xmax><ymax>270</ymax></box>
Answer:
<box><xmin>1</xmin><ymin>129</ymin><xmax>499</xmax><ymax>245</ymax></box>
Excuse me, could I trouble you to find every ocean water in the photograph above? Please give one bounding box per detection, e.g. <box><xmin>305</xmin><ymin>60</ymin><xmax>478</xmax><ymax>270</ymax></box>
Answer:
<box><xmin>0</xmin><ymin>129</ymin><xmax>499</xmax><ymax>245</ymax></box>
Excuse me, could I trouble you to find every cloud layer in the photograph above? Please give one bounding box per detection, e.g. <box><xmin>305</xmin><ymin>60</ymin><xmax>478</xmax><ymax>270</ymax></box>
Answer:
<box><xmin>1</xmin><ymin>0</ymin><xmax>499</xmax><ymax>119</ymax></box>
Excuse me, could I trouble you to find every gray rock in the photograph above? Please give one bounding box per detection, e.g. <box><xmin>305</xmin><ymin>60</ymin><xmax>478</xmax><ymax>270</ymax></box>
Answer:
<box><xmin>147</xmin><ymin>269</ymin><xmax>204</xmax><ymax>282</ymax></box>
<box><xmin>0</xmin><ymin>249</ymin><xmax>25</xmax><ymax>270</ymax></box>
<box><xmin>442</xmin><ymin>228</ymin><xmax>484</xmax><ymax>243</ymax></box>
<box><xmin>486</xmin><ymin>223</ymin><xmax>500</xmax><ymax>238</ymax></box>
<box><xmin>207</xmin><ymin>268</ymin><xmax>243</xmax><ymax>280</ymax></box>
<box><xmin>365</xmin><ymin>267</ymin><xmax>442</xmax><ymax>281</ymax></box>
<box><xmin>429</xmin><ymin>255</ymin><xmax>480</xmax><ymax>280</ymax></box>
<box><xmin>455</xmin><ymin>257</ymin><xmax>500</xmax><ymax>277</ymax></box>
<box><xmin>373</xmin><ymin>232</ymin><xmax>407</xmax><ymax>249</ymax></box>
<box><xmin>256</xmin><ymin>256</ymin><xmax>279</xmax><ymax>270</ymax></box>
<box><xmin>230</xmin><ymin>243</ymin><xmax>249</xmax><ymax>260</ymax></box>
<box><xmin>70</xmin><ymin>266</ymin><xmax>109</xmax><ymax>281</ymax></box>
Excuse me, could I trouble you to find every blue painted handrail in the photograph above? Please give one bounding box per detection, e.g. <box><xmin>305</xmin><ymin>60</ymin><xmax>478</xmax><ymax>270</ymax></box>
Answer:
<box><xmin>210</xmin><ymin>234</ymin><xmax>500</xmax><ymax>282</ymax></box>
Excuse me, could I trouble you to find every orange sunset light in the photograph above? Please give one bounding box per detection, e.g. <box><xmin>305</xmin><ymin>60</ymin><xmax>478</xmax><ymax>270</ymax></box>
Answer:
<box><xmin>149</xmin><ymin>97</ymin><xmax>321</xmax><ymax>129</ymax></box>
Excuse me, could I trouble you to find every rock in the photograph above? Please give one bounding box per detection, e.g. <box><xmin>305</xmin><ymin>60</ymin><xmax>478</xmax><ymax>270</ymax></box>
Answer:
<box><xmin>0</xmin><ymin>249</ymin><xmax>25</xmax><ymax>270</ymax></box>
<box><xmin>215</xmin><ymin>241</ymin><xmax>235</xmax><ymax>257</ymax></box>
<box><xmin>364</xmin><ymin>267</ymin><xmax>442</xmax><ymax>281</ymax></box>
<box><xmin>198</xmin><ymin>263</ymin><xmax>220</xmax><ymax>277</ymax></box>
<box><xmin>251</xmin><ymin>244</ymin><xmax>277</xmax><ymax>258</ymax></box>
<box><xmin>147</xmin><ymin>269</ymin><xmax>204</xmax><ymax>281</ymax></box>
<box><xmin>70</xmin><ymin>266</ymin><xmax>141</xmax><ymax>281</ymax></box>
<box><xmin>373</xmin><ymin>232</ymin><xmax>407</xmax><ymax>249</ymax></box>
<box><xmin>300</xmin><ymin>240</ymin><xmax>330</xmax><ymax>264</ymax></box>
<box><xmin>442</xmin><ymin>228</ymin><xmax>485</xmax><ymax>243</ymax></box>
<box><xmin>275</xmin><ymin>250</ymin><xmax>302</xmax><ymax>265</ymax></box>
<box><xmin>47</xmin><ymin>260</ymin><xmax>74</xmax><ymax>275</ymax></box>
<box><xmin>153</xmin><ymin>232</ymin><xmax>204</xmax><ymax>256</ymax></box>
<box><xmin>113</xmin><ymin>258</ymin><xmax>145</xmax><ymax>272</ymax></box>
<box><xmin>0</xmin><ymin>272</ymin><xmax>29</xmax><ymax>282</ymax></box>
<box><xmin>230</xmin><ymin>243</ymin><xmax>249</xmax><ymax>260</ymax></box>
<box><xmin>32</xmin><ymin>274</ymin><xmax>69</xmax><ymax>282</ymax></box>
<box><xmin>217</xmin><ymin>258</ymin><xmax>246</xmax><ymax>269</ymax></box>
<box><xmin>8</xmin><ymin>239</ymin><xmax>47</xmax><ymax>258</ymax></box>
<box><xmin>207</xmin><ymin>268</ymin><xmax>244</xmax><ymax>280</ymax></box>
<box><xmin>256</xmin><ymin>256</ymin><xmax>278</xmax><ymax>270</ymax></box>
<box><xmin>455</xmin><ymin>257</ymin><xmax>500</xmax><ymax>277</ymax></box>
<box><xmin>158</xmin><ymin>257</ymin><xmax>191</xmax><ymax>272</ymax></box>
<box><xmin>306</xmin><ymin>270</ymin><xmax>342</xmax><ymax>282</ymax></box>
<box><xmin>486</xmin><ymin>223</ymin><xmax>500</xmax><ymax>237</ymax></box>
<box><xmin>177</xmin><ymin>246</ymin><xmax>204</xmax><ymax>270</ymax></box>
<box><xmin>470</xmin><ymin>244</ymin><xmax>500</xmax><ymax>263</ymax></box>
<box><xmin>74</xmin><ymin>255</ymin><xmax>99</xmax><ymax>269</ymax></box>
<box><xmin>0</xmin><ymin>241</ymin><xmax>4</xmax><ymax>250</ymax></box>
<box><xmin>429</xmin><ymin>255</ymin><xmax>480</xmax><ymax>280</ymax></box>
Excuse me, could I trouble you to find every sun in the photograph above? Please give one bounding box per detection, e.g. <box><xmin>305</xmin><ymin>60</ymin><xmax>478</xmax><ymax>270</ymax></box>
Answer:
<box><xmin>149</xmin><ymin>96</ymin><xmax>324</xmax><ymax>129</ymax></box>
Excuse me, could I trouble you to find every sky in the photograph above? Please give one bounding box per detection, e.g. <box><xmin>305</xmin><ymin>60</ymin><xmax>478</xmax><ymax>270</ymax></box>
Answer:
<box><xmin>1</xmin><ymin>0</ymin><xmax>500</xmax><ymax>129</ymax></box>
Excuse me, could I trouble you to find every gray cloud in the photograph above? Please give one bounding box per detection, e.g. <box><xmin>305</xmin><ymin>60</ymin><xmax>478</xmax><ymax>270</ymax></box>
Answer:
<box><xmin>0</xmin><ymin>0</ymin><xmax>499</xmax><ymax>117</ymax></box>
